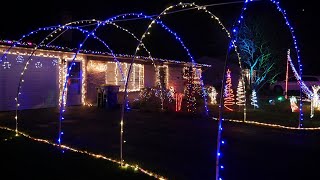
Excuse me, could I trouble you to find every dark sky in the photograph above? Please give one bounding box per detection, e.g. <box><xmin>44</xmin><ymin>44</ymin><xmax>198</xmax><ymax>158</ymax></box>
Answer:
<box><xmin>1</xmin><ymin>0</ymin><xmax>317</xmax><ymax>74</ymax></box>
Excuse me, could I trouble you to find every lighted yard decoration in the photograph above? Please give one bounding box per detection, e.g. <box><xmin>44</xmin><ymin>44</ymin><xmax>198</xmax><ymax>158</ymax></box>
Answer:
<box><xmin>286</xmin><ymin>49</ymin><xmax>320</xmax><ymax>119</ymax></box>
<box><xmin>236</xmin><ymin>78</ymin><xmax>246</xmax><ymax>110</ymax></box>
<box><xmin>251</xmin><ymin>89</ymin><xmax>259</xmax><ymax>109</ymax></box>
<box><xmin>289</xmin><ymin>96</ymin><xmax>299</xmax><ymax>112</ymax></box>
<box><xmin>224</xmin><ymin>69</ymin><xmax>235</xmax><ymax>111</ymax></box>
<box><xmin>311</xmin><ymin>86</ymin><xmax>320</xmax><ymax>118</ymax></box>
<box><xmin>208</xmin><ymin>86</ymin><xmax>218</xmax><ymax>105</ymax></box>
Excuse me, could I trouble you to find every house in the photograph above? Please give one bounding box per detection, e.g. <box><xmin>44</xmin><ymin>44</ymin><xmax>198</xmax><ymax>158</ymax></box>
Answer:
<box><xmin>197</xmin><ymin>56</ymin><xmax>241</xmax><ymax>89</ymax></box>
<box><xmin>0</xmin><ymin>42</ymin><xmax>210</xmax><ymax>111</ymax></box>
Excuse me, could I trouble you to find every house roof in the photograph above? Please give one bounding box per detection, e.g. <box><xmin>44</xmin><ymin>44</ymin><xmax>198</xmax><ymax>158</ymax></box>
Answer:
<box><xmin>0</xmin><ymin>40</ymin><xmax>211</xmax><ymax>68</ymax></box>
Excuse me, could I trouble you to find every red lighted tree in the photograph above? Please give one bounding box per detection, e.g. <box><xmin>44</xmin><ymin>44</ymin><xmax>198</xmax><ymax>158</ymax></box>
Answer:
<box><xmin>224</xmin><ymin>69</ymin><xmax>235</xmax><ymax>111</ymax></box>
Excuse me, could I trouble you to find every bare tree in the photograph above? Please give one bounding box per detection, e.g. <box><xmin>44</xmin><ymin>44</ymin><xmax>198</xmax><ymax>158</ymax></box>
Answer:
<box><xmin>236</xmin><ymin>21</ymin><xmax>280</xmax><ymax>92</ymax></box>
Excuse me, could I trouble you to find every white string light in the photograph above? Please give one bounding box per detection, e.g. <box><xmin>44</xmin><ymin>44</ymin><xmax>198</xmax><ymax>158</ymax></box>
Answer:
<box><xmin>0</xmin><ymin>126</ymin><xmax>167</xmax><ymax>180</ymax></box>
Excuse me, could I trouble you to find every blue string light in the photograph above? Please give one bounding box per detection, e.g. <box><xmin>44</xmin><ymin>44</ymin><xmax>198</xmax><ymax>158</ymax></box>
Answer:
<box><xmin>215</xmin><ymin>1</ymin><xmax>305</xmax><ymax>179</ymax></box>
<box><xmin>268</xmin><ymin>0</ymin><xmax>304</xmax><ymax>127</ymax></box>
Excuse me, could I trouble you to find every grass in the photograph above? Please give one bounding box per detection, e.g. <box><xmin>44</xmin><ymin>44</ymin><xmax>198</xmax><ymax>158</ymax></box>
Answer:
<box><xmin>0</xmin><ymin>128</ymin><xmax>154</xmax><ymax>179</ymax></box>
<box><xmin>208</xmin><ymin>97</ymin><xmax>320</xmax><ymax>128</ymax></box>
<box><xmin>1</xmin><ymin>106</ymin><xmax>320</xmax><ymax>179</ymax></box>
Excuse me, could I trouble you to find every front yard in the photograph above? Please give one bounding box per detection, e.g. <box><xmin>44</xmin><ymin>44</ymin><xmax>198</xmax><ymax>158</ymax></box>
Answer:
<box><xmin>0</xmin><ymin>128</ymin><xmax>153</xmax><ymax>179</ymax></box>
<box><xmin>1</xmin><ymin>105</ymin><xmax>320</xmax><ymax>179</ymax></box>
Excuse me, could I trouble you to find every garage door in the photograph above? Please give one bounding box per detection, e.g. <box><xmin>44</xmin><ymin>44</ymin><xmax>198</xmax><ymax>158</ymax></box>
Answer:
<box><xmin>0</xmin><ymin>53</ymin><xmax>59</xmax><ymax>111</ymax></box>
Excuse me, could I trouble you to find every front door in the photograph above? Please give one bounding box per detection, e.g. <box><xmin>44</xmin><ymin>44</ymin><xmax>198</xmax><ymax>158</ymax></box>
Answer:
<box><xmin>67</xmin><ymin>61</ymin><xmax>81</xmax><ymax>106</ymax></box>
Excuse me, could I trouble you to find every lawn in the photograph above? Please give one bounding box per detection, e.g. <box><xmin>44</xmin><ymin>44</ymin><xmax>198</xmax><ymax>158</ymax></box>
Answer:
<box><xmin>0</xmin><ymin>128</ymin><xmax>154</xmax><ymax>179</ymax></box>
<box><xmin>209</xmin><ymin>97</ymin><xmax>320</xmax><ymax>128</ymax></box>
<box><xmin>1</xmin><ymin>105</ymin><xmax>320</xmax><ymax>180</ymax></box>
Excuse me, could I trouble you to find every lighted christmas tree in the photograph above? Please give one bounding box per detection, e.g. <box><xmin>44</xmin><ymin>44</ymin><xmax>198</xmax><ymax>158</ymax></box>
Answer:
<box><xmin>251</xmin><ymin>89</ymin><xmax>259</xmax><ymax>109</ymax></box>
<box><xmin>185</xmin><ymin>66</ymin><xmax>196</xmax><ymax>112</ymax></box>
<box><xmin>236</xmin><ymin>78</ymin><xmax>246</xmax><ymax>109</ymax></box>
<box><xmin>224</xmin><ymin>69</ymin><xmax>235</xmax><ymax>111</ymax></box>
<box><xmin>157</xmin><ymin>66</ymin><xmax>166</xmax><ymax>110</ymax></box>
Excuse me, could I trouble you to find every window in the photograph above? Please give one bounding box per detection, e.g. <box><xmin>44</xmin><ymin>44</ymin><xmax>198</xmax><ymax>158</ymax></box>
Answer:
<box><xmin>87</xmin><ymin>60</ymin><xmax>144</xmax><ymax>92</ymax></box>
<box><xmin>113</xmin><ymin>62</ymin><xmax>144</xmax><ymax>92</ymax></box>
<box><xmin>157</xmin><ymin>65</ymin><xmax>168</xmax><ymax>88</ymax></box>
<box><xmin>183</xmin><ymin>66</ymin><xmax>202</xmax><ymax>80</ymax></box>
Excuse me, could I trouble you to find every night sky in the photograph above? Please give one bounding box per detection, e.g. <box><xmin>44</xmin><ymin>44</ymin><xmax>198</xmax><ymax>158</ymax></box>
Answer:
<box><xmin>1</xmin><ymin>0</ymin><xmax>317</xmax><ymax>74</ymax></box>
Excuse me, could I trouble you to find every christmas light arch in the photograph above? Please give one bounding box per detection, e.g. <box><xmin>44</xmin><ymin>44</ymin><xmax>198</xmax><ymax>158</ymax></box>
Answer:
<box><xmin>1</xmin><ymin>14</ymin><xmax>193</xmax><ymax>178</ymax></box>
<box><xmin>120</xmin><ymin>2</ymin><xmax>246</xmax><ymax>169</ymax></box>
<box><xmin>287</xmin><ymin>50</ymin><xmax>312</xmax><ymax>98</ymax></box>
<box><xmin>0</xmin><ymin>1</ymin><xmax>307</xmax><ymax>179</ymax></box>
<box><xmin>214</xmin><ymin>0</ymin><xmax>307</xmax><ymax>179</ymax></box>
<box><xmin>1</xmin><ymin>11</ymin><xmax>222</xmax><ymax>164</ymax></box>
<box><xmin>4</xmin><ymin>11</ymin><xmax>219</xmax><ymax>164</ymax></box>
<box><xmin>231</xmin><ymin>0</ymin><xmax>305</xmax><ymax>127</ymax></box>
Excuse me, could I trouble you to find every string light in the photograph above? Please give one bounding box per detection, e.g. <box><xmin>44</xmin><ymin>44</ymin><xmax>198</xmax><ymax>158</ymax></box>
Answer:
<box><xmin>35</xmin><ymin>61</ymin><xmax>42</xmax><ymax>68</ymax></box>
<box><xmin>270</xmin><ymin>0</ymin><xmax>304</xmax><ymax>127</ymax></box>
<box><xmin>16</xmin><ymin>55</ymin><xmax>24</xmax><ymax>63</ymax></box>
<box><xmin>226</xmin><ymin>11</ymin><xmax>305</xmax><ymax>178</ymax></box>
<box><xmin>0</xmin><ymin>126</ymin><xmax>167</xmax><ymax>180</ymax></box>
<box><xmin>2</xmin><ymin>61</ymin><xmax>11</xmax><ymax>69</ymax></box>
<box><xmin>212</xmin><ymin>117</ymin><xmax>320</xmax><ymax>131</ymax></box>
<box><xmin>185</xmin><ymin>66</ymin><xmax>196</xmax><ymax>113</ymax></box>
<box><xmin>1</xmin><ymin>42</ymin><xmax>210</xmax><ymax>68</ymax></box>
<box><xmin>52</xmin><ymin>59</ymin><xmax>58</xmax><ymax>66</ymax></box>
